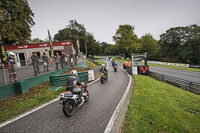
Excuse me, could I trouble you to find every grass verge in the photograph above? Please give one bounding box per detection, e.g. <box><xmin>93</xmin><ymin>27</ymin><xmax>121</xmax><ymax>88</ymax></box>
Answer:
<box><xmin>0</xmin><ymin>60</ymin><xmax>99</xmax><ymax>123</ymax></box>
<box><xmin>0</xmin><ymin>82</ymin><xmax>65</xmax><ymax>122</ymax></box>
<box><xmin>94</xmin><ymin>59</ymin><xmax>107</xmax><ymax>67</ymax></box>
<box><xmin>87</xmin><ymin>59</ymin><xmax>98</xmax><ymax>69</ymax></box>
<box><xmin>122</xmin><ymin>75</ymin><xmax>200</xmax><ymax>133</ymax></box>
<box><xmin>149</xmin><ymin>63</ymin><xmax>200</xmax><ymax>72</ymax></box>
<box><xmin>114</xmin><ymin>57</ymin><xmax>129</xmax><ymax>63</ymax></box>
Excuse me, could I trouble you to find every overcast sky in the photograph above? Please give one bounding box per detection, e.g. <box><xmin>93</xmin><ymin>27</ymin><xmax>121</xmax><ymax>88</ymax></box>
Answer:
<box><xmin>27</xmin><ymin>0</ymin><xmax>200</xmax><ymax>44</ymax></box>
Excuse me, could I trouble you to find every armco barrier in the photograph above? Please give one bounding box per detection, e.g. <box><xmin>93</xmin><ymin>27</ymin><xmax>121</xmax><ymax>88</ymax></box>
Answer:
<box><xmin>0</xmin><ymin>67</ymin><xmax>70</xmax><ymax>101</ymax></box>
<box><xmin>49</xmin><ymin>71</ymin><xmax>88</xmax><ymax>89</ymax></box>
<box><xmin>126</xmin><ymin>67</ymin><xmax>132</xmax><ymax>75</ymax></box>
<box><xmin>149</xmin><ymin>71</ymin><xmax>200</xmax><ymax>95</ymax></box>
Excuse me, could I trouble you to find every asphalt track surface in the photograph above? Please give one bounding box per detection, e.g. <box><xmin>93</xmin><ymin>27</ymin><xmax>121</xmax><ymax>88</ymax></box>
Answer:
<box><xmin>0</xmin><ymin>60</ymin><xmax>129</xmax><ymax>133</ymax></box>
<box><xmin>150</xmin><ymin>66</ymin><xmax>200</xmax><ymax>83</ymax></box>
<box><xmin>117</xmin><ymin>61</ymin><xmax>200</xmax><ymax>83</ymax></box>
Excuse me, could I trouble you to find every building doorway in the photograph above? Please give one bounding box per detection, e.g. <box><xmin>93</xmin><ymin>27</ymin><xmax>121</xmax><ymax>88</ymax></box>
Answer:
<box><xmin>19</xmin><ymin>53</ymin><xmax>26</xmax><ymax>66</ymax></box>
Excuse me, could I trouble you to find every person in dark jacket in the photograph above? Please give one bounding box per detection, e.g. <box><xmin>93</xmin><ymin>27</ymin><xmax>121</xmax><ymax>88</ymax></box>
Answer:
<box><xmin>66</xmin><ymin>70</ymin><xmax>85</xmax><ymax>103</ymax></box>
<box><xmin>60</xmin><ymin>51</ymin><xmax>66</xmax><ymax>69</ymax></box>
<box><xmin>42</xmin><ymin>52</ymin><xmax>49</xmax><ymax>71</ymax></box>
<box><xmin>100</xmin><ymin>64</ymin><xmax>108</xmax><ymax>75</ymax></box>
<box><xmin>54</xmin><ymin>52</ymin><xmax>60</xmax><ymax>70</ymax></box>
<box><xmin>31</xmin><ymin>53</ymin><xmax>40</xmax><ymax>75</ymax></box>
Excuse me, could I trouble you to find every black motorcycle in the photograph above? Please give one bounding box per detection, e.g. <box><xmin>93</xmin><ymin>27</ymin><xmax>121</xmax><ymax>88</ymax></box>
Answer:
<box><xmin>113</xmin><ymin>65</ymin><xmax>118</xmax><ymax>72</ymax></box>
<box><xmin>99</xmin><ymin>72</ymin><xmax>108</xmax><ymax>84</ymax></box>
<box><xmin>59</xmin><ymin>84</ymin><xmax>89</xmax><ymax>117</ymax></box>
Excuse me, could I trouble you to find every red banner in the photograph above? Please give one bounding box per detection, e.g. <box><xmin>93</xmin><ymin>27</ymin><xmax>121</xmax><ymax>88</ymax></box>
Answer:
<box><xmin>5</xmin><ymin>41</ymin><xmax>73</xmax><ymax>50</ymax></box>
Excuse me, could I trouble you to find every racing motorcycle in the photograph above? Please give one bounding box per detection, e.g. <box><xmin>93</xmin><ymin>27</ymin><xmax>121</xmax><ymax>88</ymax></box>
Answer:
<box><xmin>59</xmin><ymin>84</ymin><xmax>89</xmax><ymax>117</ymax></box>
<box><xmin>113</xmin><ymin>65</ymin><xmax>118</xmax><ymax>72</ymax></box>
<box><xmin>99</xmin><ymin>72</ymin><xmax>108</xmax><ymax>84</ymax></box>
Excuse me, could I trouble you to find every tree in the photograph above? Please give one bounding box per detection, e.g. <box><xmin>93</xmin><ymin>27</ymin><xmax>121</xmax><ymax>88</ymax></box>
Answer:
<box><xmin>159</xmin><ymin>24</ymin><xmax>200</xmax><ymax>64</ymax></box>
<box><xmin>159</xmin><ymin>26</ymin><xmax>184</xmax><ymax>62</ymax></box>
<box><xmin>31</xmin><ymin>38</ymin><xmax>44</xmax><ymax>43</ymax></box>
<box><xmin>0</xmin><ymin>0</ymin><xmax>35</xmax><ymax>45</ymax></box>
<box><xmin>100</xmin><ymin>42</ymin><xmax>111</xmax><ymax>55</ymax></box>
<box><xmin>54</xmin><ymin>20</ymin><xmax>86</xmax><ymax>53</ymax></box>
<box><xmin>54</xmin><ymin>20</ymin><xmax>101</xmax><ymax>55</ymax></box>
<box><xmin>113</xmin><ymin>24</ymin><xmax>141</xmax><ymax>57</ymax></box>
<box><xmin>140</xmin><ymin>34</ymin><xmax>160</xmax><ymax>60</ymax></box>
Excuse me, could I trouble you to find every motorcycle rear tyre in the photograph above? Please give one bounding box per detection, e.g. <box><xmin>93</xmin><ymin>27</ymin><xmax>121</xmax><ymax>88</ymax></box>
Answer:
<box><xmin>63</xmin><ymin>100</ymin><xmax>75</xmax><ymax>117</ymax></box>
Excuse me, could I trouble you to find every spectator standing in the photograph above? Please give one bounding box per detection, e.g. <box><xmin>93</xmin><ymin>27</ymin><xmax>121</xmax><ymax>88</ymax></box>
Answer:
<box><xmin>54</xmin><ymin>52</ymin><xmax>60</xmax><ymax>70</ymax></box>
<box><xmin>69</xmin><ymin>54</ymin><xmax>74</xmax><ymax>66</ymax></box>
<box><xmin>65</xmin><ymin>52</ymin><xmax>69</xmax><ymax>66</ymax></box>
<box><xmin>31</xmin><ymin>53</ymin><xmax>40</xmax><ymax>76</ymax></box>
<box><xmin>42</xmin><ymin>52</ymin><xmax>49</xmax><ymax>71</ymax></box>
<box><xmin>60</xmin><ymin>51</ymin><xmax>66</xmax><ymax>69</ymax></box>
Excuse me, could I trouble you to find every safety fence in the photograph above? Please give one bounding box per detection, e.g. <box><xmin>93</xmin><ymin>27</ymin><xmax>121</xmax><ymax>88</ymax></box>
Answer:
<box><xmin>149</xmin><ymin>71</ymin><xmax>200</xmax><ymax>95</ymax></box>
<box><xmin>49</xmin><ymin>67</ymin><xmax>101</xmax><ymax>91</ymax></box>
<box><xmin>126</xmin><ymin>67</ymin><xmax>132</xmax><ymax>75</ymax></box>
<box><xmin>0</xmin><ymin>67</ymin><xmax>70</xmax><ymax>101</ymax></box>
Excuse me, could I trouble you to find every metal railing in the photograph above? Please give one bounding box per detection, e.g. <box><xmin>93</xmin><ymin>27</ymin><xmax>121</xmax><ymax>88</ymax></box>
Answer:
<box><xmin>149</xmin><ymin>71</ymin><xmax>200</xmax><ymax>95</ymax></box>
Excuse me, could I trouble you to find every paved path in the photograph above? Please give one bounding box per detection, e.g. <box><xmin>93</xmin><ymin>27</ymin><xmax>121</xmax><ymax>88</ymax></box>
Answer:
<box><xmin>0</xmin><ymin>60</ymin><xmax>130</xmax><ymax>133</ymax></box>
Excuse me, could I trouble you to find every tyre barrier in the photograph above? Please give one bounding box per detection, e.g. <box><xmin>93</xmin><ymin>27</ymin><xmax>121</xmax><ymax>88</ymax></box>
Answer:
<box><xmin>49</xmin><ymin>71</ymin><xmax>88</xmax><ymax>90</ymax></box>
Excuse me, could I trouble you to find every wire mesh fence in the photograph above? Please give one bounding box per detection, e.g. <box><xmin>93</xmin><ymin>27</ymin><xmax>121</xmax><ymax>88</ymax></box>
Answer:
<box><xmin>0</xmin><ymin>57</ymin><xmax>85</xmax><ymax>87</ymax></box>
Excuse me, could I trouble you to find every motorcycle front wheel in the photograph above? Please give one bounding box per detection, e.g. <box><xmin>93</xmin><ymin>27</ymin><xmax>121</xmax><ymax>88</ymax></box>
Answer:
<box><xmin>84</xmin><ymin>91</ymin><xmax>89</xmax><ymax>102</ymax></box>
<box><xmin>63</xmin><ymin>100</ymin><xmax>75</xmax><ymax>117</ymax></box>
<box><xmin>100</xmin><ymin>78</ymin><xmax>104</xmax><ymax>84</ymax></box>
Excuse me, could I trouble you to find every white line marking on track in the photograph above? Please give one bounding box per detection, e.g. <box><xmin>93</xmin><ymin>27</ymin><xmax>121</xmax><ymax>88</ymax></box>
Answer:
<box><xmin>0</xmin><ymin>76</ymin><xmax>101</xmax><ymax>128</ymax></box>
<box><xmin>104</xmin><ymin>68</ymin><xmax>132</xmax><ymax>133</ymax></box>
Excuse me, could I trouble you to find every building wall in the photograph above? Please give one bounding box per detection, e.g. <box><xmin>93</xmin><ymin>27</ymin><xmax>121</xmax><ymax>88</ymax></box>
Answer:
<box><xmin>7</xmin><ymin>46</ymin><xmax>65</xmax><ymax>67</ymax></box>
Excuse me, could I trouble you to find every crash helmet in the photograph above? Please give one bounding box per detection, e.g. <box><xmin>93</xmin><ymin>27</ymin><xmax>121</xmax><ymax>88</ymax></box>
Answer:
<box><xmin>101</xmin><ymin>64</ymin><xmax>105</xmax><ymax>67</ymax></box>
<box><xmin>71</xmin><ymin>70</ymin><xmax>78</xmax><ymax>77</ymax></box>
<box><xmin>8</xmin><ymin>52</ymin><xmax>15</xmax><ymax>58</ymax></box>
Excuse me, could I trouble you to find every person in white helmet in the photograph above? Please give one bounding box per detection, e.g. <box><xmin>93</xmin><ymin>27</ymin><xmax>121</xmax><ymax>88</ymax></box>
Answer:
<box><xmin>66</xmin><ymin>70</ymin><xmax>85</xmax><ymax>102</ymax></box>
<box><xmin>7</xmin><ymin>52</ymin><xmax>17</xmax><ymax>82</ymax></box>
<box><xmin>100</xmin><ymin>64</ymin><xmax>107</xmax><ymax>75</ymax></box>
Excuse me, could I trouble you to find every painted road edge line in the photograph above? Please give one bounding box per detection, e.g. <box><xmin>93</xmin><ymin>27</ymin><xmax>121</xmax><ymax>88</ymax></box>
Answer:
<box><xmin>0</xmin><ymin>76</ymin><xmax>101</xmax><ymax>128</ymax></box>
<box><xmin>104</xmin><ymin>68</ymin><xmax>132</xmax><ymax>133</ymax></box>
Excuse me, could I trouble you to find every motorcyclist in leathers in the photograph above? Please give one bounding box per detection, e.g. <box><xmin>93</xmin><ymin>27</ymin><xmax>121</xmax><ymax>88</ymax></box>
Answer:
<box><xmin>66</xmin><ymin>70</ymin><xmax>85</xmax><ymax>103</ymax></box>
<box><xmin>7</xmin><ymin>52</ymin><xmax>17</xmax><ymax>82</ymax></box>
<box><xmin>100</xmin><ymin>64</ymin><xmax>108</xmax><ymax>75</ymax></box>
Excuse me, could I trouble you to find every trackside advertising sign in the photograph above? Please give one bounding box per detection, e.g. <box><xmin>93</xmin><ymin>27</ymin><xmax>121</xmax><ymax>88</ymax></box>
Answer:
<box><xmin>0</xmin><ymin>27</ymin><xmax>8</xmax><ymax>63</ymax></box>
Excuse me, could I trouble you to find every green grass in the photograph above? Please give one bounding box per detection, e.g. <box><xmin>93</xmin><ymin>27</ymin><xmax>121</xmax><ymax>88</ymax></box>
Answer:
<box><xmin>149</xmin><ymin>63</ymin><xmax>200</xmax><ymax>72</ymax></box>
<box><xmin>114</xmin><ymin>57</ymin><xmax>129</xmax><ymax>63</ymax></box>
<box><xmin>94</xmin><ymin>59</ymin><xmax>107</xmax><ymax>67</ymax></box>
<box><xmin>0</xmin><ymin>61</ymin><xmax>96</xmax><ymax>123</ymax></box>
<box><xmin>87</xmin><ymin>59</ymin><xmax>98</xmax><ymax>68</ymax></box>
<box><xmin>122</xmin><ymin>75</ymin><xmax>200</xmax><ymax>133</ymax></box>
<box><xmin>0</xmin><ymin>82</ymin><xmax>65</xmax><ymax>122</ymax></box>
<box><xmin>94</xmin><ymin>55</ymin><xmax>107</xmax><ymax>59</ymax></box>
